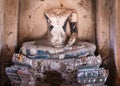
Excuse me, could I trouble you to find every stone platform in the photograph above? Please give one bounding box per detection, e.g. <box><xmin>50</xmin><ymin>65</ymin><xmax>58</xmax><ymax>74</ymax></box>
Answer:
<box><xmin>5</xmin><ymin>54</ymin><xmax>108</xmax><ymax>86</ymax></box>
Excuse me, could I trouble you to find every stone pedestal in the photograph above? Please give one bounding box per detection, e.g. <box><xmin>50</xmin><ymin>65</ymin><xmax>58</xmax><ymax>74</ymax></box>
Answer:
<box><xmin>5</xmin><ymin>54</ymin><xmax>108</xmax><ymax>86</ymax></box>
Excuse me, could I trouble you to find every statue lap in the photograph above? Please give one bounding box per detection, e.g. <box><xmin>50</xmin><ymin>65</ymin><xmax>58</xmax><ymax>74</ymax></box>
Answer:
<box><xmin>20</xmin><ymin>41</ymin><xmax>96</xmax><ymax>59</ymax></box>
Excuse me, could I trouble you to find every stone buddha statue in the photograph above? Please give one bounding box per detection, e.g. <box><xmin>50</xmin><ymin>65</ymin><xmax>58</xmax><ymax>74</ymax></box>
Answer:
<box><xmin>20</xmin><ymin>8</ymin><xmax>96</xmax><ymax>59</ymax></box>
<box><xmin>6</xmin><ymin>8</ymin><xmax>108</xmax><ymax>86</ymax></box>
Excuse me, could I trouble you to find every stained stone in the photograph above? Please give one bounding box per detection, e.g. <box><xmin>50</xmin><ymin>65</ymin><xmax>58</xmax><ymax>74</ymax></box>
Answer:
<box><xmin>5</xmin><ymin>8</ymin><xmax>108</xmax><ymax>86</ymax></box>
<box><xmin>6</xmin><ymin>54</ymin><xmax>108</xmax><ymax>86</ymax></box>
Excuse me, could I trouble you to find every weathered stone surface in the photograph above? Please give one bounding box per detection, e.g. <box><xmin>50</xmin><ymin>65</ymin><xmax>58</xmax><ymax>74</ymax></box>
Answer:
<box><xmin>77</xmin><ymin>67</ymin><xmax>108</xmax><ymax>85</ymax></box>
<box><xmin>12</xmin><ymin>54</ymin><xmax>102</xmax><ymax>71</ymax></box>
<box><xmin>1</xmin><ymin>0</ymin><xmax>118</xmax><ymax>85</ymax></box>
<box><xmin>96</xmin><ymin>0</ymin><xmax>110</xmax><ymax>59</ymax></box>
<box><xmin>0</xmin><ymin>0</ymin><xmax>4</xmax><ymax>86</ymax></box>
<box><xmin>0</xmin><ymin>0</ymin><xmax>4</xmax><ymax>57</ymax></box>
<box><xmin>19</xmin><ymin>0</ymin><xmax>95</xmax><ymax>46</ymax></box>
<box><xmin>6</xmin><ymin>53</ymin><xmax>108</xmax><ymax>86</ymax></box>
<box><xmin>4</xmin><ymin>0</ymin><xmax>19</xmax><ymax>53</ymax></box>
<box><xmin>20</xmin><ymin>41</ymin><xmax>96</xmax><ymax>58</ymax></box>
<box><xmin>0</xmin><ymin>0</ymin><xmax>19</xmax><ymax>86</ymax></box>
<box><xmin>110</xmin><ymin>0</ymin><xmax>120</xmax><ymax>77</ymax></box>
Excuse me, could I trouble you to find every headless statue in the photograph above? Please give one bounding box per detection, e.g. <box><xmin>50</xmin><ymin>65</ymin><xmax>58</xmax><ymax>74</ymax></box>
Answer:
<box><xmin>20</xmin><ymin>8</ymin><xmax>96</xmax><ymax>59</ymax></box>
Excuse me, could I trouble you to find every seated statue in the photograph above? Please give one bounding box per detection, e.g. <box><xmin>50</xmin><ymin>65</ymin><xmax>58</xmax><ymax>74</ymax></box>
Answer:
<box><xmin>20</xmin><ymin>8</ymin><xmax>96</xmax><ymax>59</ymax></box>
<box><xmin>6</xmin><ymin>8</ymin><xmax>109</xmax><ymax>86</ymax></box>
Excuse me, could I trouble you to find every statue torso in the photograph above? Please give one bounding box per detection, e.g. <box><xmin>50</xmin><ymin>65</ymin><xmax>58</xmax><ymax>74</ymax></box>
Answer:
<box><xmin>45</xmin><ymin>8</ymin><xmax>73</xmax><ymax>47</ymax></box>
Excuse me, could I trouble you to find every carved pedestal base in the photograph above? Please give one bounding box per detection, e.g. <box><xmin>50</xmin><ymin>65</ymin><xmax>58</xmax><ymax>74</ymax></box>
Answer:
<box><xmin>6</xmin><ymin>54</ymin><xmax>108</xmax><ymax>86</ymax></box>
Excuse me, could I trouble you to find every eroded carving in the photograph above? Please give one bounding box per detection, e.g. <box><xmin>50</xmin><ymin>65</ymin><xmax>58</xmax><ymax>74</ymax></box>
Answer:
<box><xmin>5</xmin><ymin>8</ymin><xmax>108</xmax><ymax>86</ymax></box>
<box><xmin>20</xmin><ymin>8</ymin><xmax>96</xmax><ymax>58</ymax></box>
